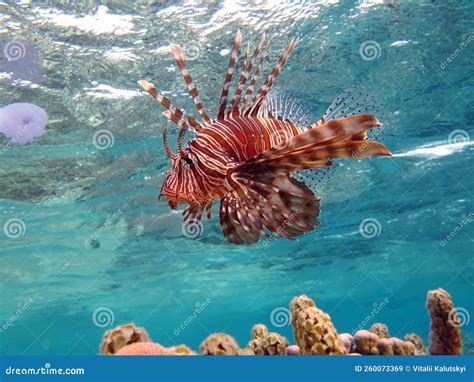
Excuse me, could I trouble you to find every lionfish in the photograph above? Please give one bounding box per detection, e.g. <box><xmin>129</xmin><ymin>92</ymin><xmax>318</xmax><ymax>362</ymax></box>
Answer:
<box><xmin>139</xmin><ymin>31</ymin><xmax>391</xmax><ymax>244</ymax></box>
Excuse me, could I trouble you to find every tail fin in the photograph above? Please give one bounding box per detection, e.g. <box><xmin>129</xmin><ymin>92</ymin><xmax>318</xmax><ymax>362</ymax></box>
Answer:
<box><xmin>238</xmin><ymin>114</ymin><xmax>391</xmax><ymax>174</ymax></box>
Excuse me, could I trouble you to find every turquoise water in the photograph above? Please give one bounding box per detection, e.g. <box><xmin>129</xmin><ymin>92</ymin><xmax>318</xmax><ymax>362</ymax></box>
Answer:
<box><xmin>0</xmin><ymin>1</ymin><xmax>472</xmax><ymax>355</ymax></box>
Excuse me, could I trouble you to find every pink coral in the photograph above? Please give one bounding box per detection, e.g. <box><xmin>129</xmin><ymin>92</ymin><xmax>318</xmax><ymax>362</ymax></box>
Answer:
<box><xmin>115</xmin><ymin>342</ymin><xmax>195</xmax><ymax>356</ymax></box>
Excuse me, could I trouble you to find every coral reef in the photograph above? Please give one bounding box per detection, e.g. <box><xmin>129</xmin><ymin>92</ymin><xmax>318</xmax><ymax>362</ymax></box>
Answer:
<box><xmin>353</xmin><ymin>330</ymin><xmax>379</xmax><ymax>355</ymax></box>
<box><xmin>200</xmin><ymin>333</ymin><xmax>240</xmax><ymax>355</ymax></box>
<box><xmin>290</xmin><ymin>295</ymin><xmax>345</xmax><ymax>355</ymax></box>
<box><xmin>405</xmin><ymin>333</ymin><xmax>426</xmax><ymax>355</ymax></box>
<box><xmin>369</xmin><ymin>323</ymin><xmax>389</xmax><ymax>339</ymax></box>
<box><xmin>99</xmin><ymin>288</ymin><xmax>464</xmax><ymax>356</ymax></box>
<box><xmin>244</xmin><ymin>324</ymin><xmax>289</xmax><ymax>355</ymax></box>
<box><xmin>338</xmin><ymin>333</ymin><xmax>354</xmax><ymax>354</ymax></box>
<box><xmin>286</xmin><ymin>345</ymin><xmax>300</xmax><ymax>355</ymax></box>
<box><xmin>100</xmin><ymin>323</ymin><xmax>150</xmax><ymax>355</ymax></box>
<box><xmin>115</xmin><ymin>342</ymin><xmax>195</xmax><ymax>355</ymax></box>
<box><xmin>427</xmin><ymin>288</ymin><xmax>462</xmax><ymax>355</ymax></box>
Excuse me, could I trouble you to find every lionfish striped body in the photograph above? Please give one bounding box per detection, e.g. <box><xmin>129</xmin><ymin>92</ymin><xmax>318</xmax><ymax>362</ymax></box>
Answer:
<box><xmin>139</xmin><ymin>31</ymin><xmax>392</xmax><ymax>244</ymax></box>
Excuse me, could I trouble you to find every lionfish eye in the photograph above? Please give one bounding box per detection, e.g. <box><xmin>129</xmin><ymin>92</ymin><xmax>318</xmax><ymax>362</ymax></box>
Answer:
<box><xmin>183</xmin><ymin>156</ymin><xmax>193</xmax><ymax>166</ymax></box>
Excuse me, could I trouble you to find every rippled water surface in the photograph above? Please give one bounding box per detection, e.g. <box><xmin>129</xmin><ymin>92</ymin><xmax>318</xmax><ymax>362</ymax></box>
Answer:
<box><xmin>0</xmin><ymin>1</ymin><xmax>473</xmax><ymax>355</ymax></box>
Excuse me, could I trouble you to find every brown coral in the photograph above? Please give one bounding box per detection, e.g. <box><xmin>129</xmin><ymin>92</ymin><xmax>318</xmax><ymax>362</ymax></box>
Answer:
<box><xmin>353</xmin><ymin>330</ymin><xmax>379</xmax><ymax>355</ymax></box>
<box><xmin>100</xmin><ymin>323</ymin><xmax>150</xmax><ymax>355</ymax></box>
<box><xmin>370</xmin><ymin>323</ymin><xmax>389</xmax><ymax>339</ymax></box>
<box><xmin>168</xmin><ymin>344</ymin><xmax>196</xmax><ymax>355</ymax></box>
<box><xmin>427</xmin><ymin>288</ymin><xmax>462</xmax><ymax>355</ymax></box>
<box><xmin>241</xmin><ymin>324</ymin><xmax>289</xmax><ymax>355</ymax></box>
<box><xmin>248</xmin><ymin>332</ymin><xmax>289</xmax><ymax>355</ymax></box>
<box><xmin>405</xmin><ymin>333</ymin><xmax>426</xmax><ymax>355</ymax></box>
<box><xmin>251</xmin><ymin>323</ymin><xmax>270</xmax><ymax>339</ymax></box>
<box><xmin>290</xmin><ymin>295</ymin><xmax>345</xmax><ymax>355</ymax></box>
<box><xmin>338</xmin><ymin>333</ymin><xmax>354</xmax><ymax>354</ymax></box>
<box><xmin>200</xmin><ymin>333</ymin><xmax>240</xmax><ymax>355</ymax></box>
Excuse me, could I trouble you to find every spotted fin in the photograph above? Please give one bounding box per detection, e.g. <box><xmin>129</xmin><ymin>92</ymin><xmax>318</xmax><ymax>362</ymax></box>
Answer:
<box><xmin>295</xmin><ymin>89</ymin><xmax>388</xmax><ymax>192</ymax></box>
<box><xmin>220</xmin><ymin>173</ymin><xmax>320</xmax><ymax>244</ymax></box>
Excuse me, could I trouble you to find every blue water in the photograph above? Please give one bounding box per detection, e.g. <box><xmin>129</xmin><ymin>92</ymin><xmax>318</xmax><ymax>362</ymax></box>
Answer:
<box><xmin>0</xmin><ymin>1</ymin><xmax>472</xmax><ymax>355</ymax></box>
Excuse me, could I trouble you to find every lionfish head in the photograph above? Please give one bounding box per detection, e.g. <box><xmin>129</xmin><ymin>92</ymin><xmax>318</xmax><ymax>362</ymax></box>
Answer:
<box><xmin>159</xmin><ymin>128</ymin><xmax>201</xmax><ymax>208</ymax></box>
